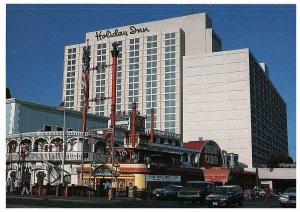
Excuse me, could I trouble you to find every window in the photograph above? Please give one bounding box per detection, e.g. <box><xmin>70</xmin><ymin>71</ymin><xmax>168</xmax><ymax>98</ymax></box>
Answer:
<box><xmin>44</xmin><ymin>125</ymin><xmax>52</xmax><ymax>131</ymax></box>
<box><xmin>56</xmin><ymin>127</ymin><xmax>63</xmax><ymax>131</ymax></box>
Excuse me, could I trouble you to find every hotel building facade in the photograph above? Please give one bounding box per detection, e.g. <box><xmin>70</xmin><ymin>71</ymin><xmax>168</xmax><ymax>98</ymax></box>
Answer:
<box><xmin>62</xmin><ymin>13</ymin><xmax>288</xmax><ymax>167</ymax></box>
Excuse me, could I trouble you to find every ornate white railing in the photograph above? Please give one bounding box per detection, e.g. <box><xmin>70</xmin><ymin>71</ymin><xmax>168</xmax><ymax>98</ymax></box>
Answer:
<box><xmin>6</xmin><ymin>130</ymin><xmax>106</xmax><ymax>140</ymax></box>
<box><xmin>6</xmin><ymin>152</ymin><xmax>106</xmax><ymax>163</ymax></box>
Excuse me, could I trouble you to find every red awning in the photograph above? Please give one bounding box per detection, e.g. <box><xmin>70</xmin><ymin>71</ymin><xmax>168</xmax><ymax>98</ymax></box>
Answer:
<box><xmin>203</xmin><ymin>168</ymin><xmax>230</xmax><ymax>183</ymax></box>
<box><xmin>184</xmin><ymin>141</ymin><xmax>206</xmax><ymax>150</ymax></box>
<box><xmin>119</xmin><ymin>167</ymin><xmax>150</xmax><ymax>173</ymax></box>
<box><xmin>76</xmin><ymin>166</ymin><xmax>93</xmax><ymax>173</ymax></box>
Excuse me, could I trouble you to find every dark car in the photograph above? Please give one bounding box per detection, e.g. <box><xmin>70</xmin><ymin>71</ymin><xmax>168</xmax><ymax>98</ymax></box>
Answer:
<box><xmin>205</xmin><ymin>185</ymin><xmax>243</xmax><ymax>207</ymax></box>
<box><xmin>177</xmin><ymin>181</ymin><xmax>215</xmax><ymax>204</ymax></box>
<box><xmin>151</xmin><ymin>185</ymin><xmax>183</xmax><ymax>200</ymax></box>
<box><xmin>279</xmin><ymin>187</ymin><xmax>296</xmax><ymax>207</ymax></box>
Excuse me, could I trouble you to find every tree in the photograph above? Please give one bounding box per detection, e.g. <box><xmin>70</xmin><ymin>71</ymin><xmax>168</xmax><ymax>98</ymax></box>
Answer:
<box><xmin>263</xmin><ymin>152</ymin><xmax>293</xmax><ymax>168</ymax></box>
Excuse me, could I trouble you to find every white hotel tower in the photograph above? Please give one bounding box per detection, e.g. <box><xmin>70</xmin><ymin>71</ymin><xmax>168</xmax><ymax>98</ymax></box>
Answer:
<box><xmin>62</xmin><ymin>13</ymin><xmax>288</xmax><ymax>167</ymax></box>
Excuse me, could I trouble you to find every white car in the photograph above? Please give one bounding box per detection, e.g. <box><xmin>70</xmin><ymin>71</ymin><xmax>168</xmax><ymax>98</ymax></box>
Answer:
<box><xmin>279</xmin><ymin>187</ymin><xmax>296</xmax><ymax>207</ymax></box>
<box><xmin>254</xmin><ymin>188</ymin><xmax>266</xmax><ymax>196</ymax></box>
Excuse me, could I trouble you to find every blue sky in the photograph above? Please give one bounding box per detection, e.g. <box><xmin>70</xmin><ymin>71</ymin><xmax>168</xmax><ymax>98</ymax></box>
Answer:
<box><xmin>6</xmin><ymin>4</ymin><xmax>296</xmax><ymax>160</ymax></box>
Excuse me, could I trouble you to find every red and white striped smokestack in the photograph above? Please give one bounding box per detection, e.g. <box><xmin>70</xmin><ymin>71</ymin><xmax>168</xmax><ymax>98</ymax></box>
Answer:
<box><xmin>110</xmin><ymin>42</ymin><xmax>119</xmax><ymax>147</ymax></box>
<box><xmin>150</xmin><ymin>108</ymin><xmax>154</xmax><ymax>143</ymax></box>
<box><xmin>131</xmin><ymin>102</ymin><xmax>136</xmax><ymax>148</ymax></box>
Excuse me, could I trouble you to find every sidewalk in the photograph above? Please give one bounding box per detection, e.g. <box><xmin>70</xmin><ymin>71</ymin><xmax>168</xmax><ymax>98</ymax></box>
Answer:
<box><xmin>7</xmin><ymin>194</ymin><xmax>133</xmax><ymax>201</ymax></box>
<box><xmin>7</xmin><ymin>194</ymin><xmax>137</xmax><ymax>207</ymax></box>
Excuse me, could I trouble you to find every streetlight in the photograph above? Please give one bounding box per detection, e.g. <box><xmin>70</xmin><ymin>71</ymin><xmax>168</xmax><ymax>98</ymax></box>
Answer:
<box><xmin>113</xmin><ymin>163</ymin><xmax>120</xmax><ymax>197</ymax></box>
<box><xmin>58</xmin><ymin>99</ymin><xmax>66</xmax><ymax>185</ymax></box>
<box><xmin>18</xmin><ymin>148</ymin><xmax>30</xmax><ymax>186</ymax></box>
<box><xmin>110</xmin><ymin>41</ymin><xmax>119</xmax><ymax>197</ymax></box>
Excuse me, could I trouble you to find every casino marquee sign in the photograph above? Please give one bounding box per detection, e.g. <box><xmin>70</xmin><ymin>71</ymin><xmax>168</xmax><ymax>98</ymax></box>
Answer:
<box><xmin>95</xmin><ymin>25</ymin><xmax>150</xmax><ymax>41</ymax></box>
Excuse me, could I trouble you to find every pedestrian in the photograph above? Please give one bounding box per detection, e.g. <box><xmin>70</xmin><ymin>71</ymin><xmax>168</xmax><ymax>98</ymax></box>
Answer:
<box><xmin>6</xmin><ymin>178</ymin><xmax>12</xmax><ymax>195</ymax></box>
<box><xmin>21</xmin><ymin>180</ymin><xmax>29</xmax><ymax>195</ymax></box>
<box><xmin>103</xmin><ymin>181</ymin><xmax>111</xmax><ymax>197</ymax></box>
<box><xmin>243</xmin><ymin>188</ymin><xmax>247</xmax><ymax>200</ymax></box>
<box><xmin>14</xmin><ymin>178</ymin><xmax>20</xmax><ymax>195</ymax></box>
<box><xmin>264</xmin><ymin>187</ymin><xmax>271</xmax><ymax>208</ymax></box>
<box><xmin>246</xmin><ymin>188</ymin><xmax>252</xmax><ymax>200</ymax></box>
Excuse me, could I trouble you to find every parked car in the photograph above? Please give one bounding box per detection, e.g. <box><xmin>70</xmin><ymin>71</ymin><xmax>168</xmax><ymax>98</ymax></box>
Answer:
<box><xmin>177</xmin><ymin>181</ymin><xmax>215</xmax><ymax>204</ymax></box>
<box><xmin>205</xmin><ymin>185</ymin><xmax>244</xmax><ymax>207</ymax></box>
<box><xmin>278</xmin><ymin>187</ymin><xmax>296</xmax><ymax>207</ymax></box>
<box><xmin>254</xmin><ymin>188</ymin><xmax>266</xmax><ymax>197</ymax></box>
<box><xmin>151</xmin><ymin>185</ymin><xmax>183</xmax><ymax>200</ymax></box>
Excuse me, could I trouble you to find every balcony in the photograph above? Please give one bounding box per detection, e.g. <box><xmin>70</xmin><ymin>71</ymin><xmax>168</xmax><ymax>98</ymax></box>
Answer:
<box><xmin>6</xmin><ymin>130</ymin><xmax>106</xmax><ymax>140</ymax></box>
<box><xmin>6</xmin><ymin>151</ymin><xmax>106</xmax><ymax>163</ymax></box>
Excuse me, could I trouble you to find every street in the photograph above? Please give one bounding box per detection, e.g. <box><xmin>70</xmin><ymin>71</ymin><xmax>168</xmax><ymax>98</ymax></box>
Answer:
<box><xmin>6</xmin><ymin>195</ymin><xmax>282</xmax><ymax>208</ymax></box>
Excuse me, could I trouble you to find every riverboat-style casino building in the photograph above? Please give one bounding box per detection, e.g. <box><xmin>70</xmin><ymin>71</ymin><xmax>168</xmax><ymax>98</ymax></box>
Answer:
<box><xmin>6</xmin><ymin>98</ymin><xmax>256</xmax><ymax>198</ymax></box>
<box><xmin>62</xmin><ymin>13</ymin><xmax>288</xmax><ymax>168</ymax></box>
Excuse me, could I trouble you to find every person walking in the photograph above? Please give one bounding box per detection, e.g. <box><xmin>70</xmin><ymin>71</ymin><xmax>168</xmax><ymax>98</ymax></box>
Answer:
<box><xmin>14</xmin><ymin>178</ymin><xmax>20</xmax><ymax>195</ymax></box>
<box><xmin>21</xmin><ymin>180</ymin><xmax>29</xmax><ymax>195</ymax></box>
<box><xmin>264</xmin><ymin>187</ymin><xmax>271</xmax><ymax>208</ymax></box>
<box><xmin>6</xmin><ymin>178</ymin><xmax>12</xmax><ymax>195</ymax></box>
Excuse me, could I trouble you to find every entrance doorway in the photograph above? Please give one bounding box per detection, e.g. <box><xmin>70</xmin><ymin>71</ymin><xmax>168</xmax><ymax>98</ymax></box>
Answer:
<box><xmin>96</xmin><ymin>179</ymin><xmax>112</xmax><ymax>197</ymax></box>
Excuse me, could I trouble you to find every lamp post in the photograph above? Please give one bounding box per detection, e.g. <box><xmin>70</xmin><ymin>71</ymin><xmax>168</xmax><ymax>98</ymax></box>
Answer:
<box><xmin>110</xmin><ymin>42</ymin><xmax>119</xmax><ymax>196</ymax></box>
<box><xmin>114</xmin><ymin>163</ymin><xmax>120</xmax><ymax>197</ymax></box>
<box><xmin>19</xmin><ymin>148</ymin><xmax>30</xmax><ymax>187</ymax></box>
<box><xmin>61</xmin><ymin>99</ymin><xmax>66</xmax><ymax>184</ymax></box>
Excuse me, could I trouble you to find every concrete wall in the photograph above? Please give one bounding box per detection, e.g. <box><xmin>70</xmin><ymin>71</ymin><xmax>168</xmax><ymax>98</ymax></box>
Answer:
<box><xmin>183</xmin><ymin>48</ymin><xmax>253</xmax><ymax>167</ymax></box>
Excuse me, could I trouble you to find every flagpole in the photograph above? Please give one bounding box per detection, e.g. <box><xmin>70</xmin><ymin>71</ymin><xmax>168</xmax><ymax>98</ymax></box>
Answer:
<box><xmin>61</xmin><ymin>98</ymin><xmax>66</xmax><ymax>184</ymax></box>
<box><xmin>81</xmin><ymin>41</ymin><xmax>90</xmax><ymax>186</ymax></box>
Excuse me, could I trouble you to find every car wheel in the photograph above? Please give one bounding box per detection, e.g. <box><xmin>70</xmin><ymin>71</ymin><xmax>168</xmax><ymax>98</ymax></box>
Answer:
<box><xmin>207</xmin><ymin>204</ymin><xmax>211</xmax><ymax>208</ymax></box>
<box><xmin>227</xmin><ymin>202</ymin><xmax>233</xmax><ymax>208</ymax></box>
<box><xmin>179</xmin><ymin>200</ymin><xmax>183</xmax><ymax>204</ymax></box>
<box><xmin>238</xmin><ymin>200</ymin><xmax>242</xmax><ymax>206</ymax></box>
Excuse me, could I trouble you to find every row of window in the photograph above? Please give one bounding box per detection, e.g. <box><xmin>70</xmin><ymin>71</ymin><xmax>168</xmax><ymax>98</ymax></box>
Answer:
<box><xmin>145</xmin><ymin>35</ymin><xmax>158</xmax><ymax>127</ymax></box>
<box><xmin>164</xmin><ymin>33</ymin><xmax>177</xmax><ymax>133</ymax></box>
<box><xmin>128</xmin><ymin>39</ymin><xmax>140</xmax><ymax>110</ymax></box>
<box><xmin>95</xmin><ymin>43</ymin><xmax>108</xmax><ymax>116</ymax></box>
<box><xmin>65</xmin><ymin>47</ymin><xmax>77</xmax><ymax>109</ymax></box>
<box><xmin>116</xmin><ymin>41</ymin><xmax>123</xmax><ymax>111</ymax></box>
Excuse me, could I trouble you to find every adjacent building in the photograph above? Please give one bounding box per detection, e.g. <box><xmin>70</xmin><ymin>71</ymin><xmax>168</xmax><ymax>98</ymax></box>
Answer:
<box><xmin>183</xmin><ymin>49</ymin><xmax>288</xmax><ymax>167</ymax></box>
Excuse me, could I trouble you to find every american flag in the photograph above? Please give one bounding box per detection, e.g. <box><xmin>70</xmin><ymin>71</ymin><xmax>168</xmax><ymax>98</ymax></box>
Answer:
<box><xmin>82</xmin><ymin>66</ymin><xmax>89</xmax><ymax>100</ymax></box>
<box><xmin>81</xmin><ymin>46</ymin><xmax>90</xmax><ymax>133</ymax></box>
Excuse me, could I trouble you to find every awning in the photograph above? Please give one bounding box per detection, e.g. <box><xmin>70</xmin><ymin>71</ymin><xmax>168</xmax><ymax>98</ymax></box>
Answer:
<box><xmin>76</xmin><ymin>166</ymin><xmax>93</xmax><ymax>173</ymax></box>
<box><xmin>203</xmin><ymin>168</ymin><xmax>230</xmax><ymax>183</ymax></box>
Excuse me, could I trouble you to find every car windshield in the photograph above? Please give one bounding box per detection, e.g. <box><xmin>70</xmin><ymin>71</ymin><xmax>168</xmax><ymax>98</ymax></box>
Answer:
<box><xmin>284</xmin><ymin>188</ymin><xmax>296</xmax><ymax>193</ymax></box>
<box><xmin>213</xmin><ymin>187</ymin><xmax>234</xmax><ymax>195</ymax></box>
<box><xmin>165</xmin><ymin>186</ymin><xmax>181</xmax><ymax>191</ymax></box>
<box><xmin>186</xmin><ymin>183</ymin><xmax>206</xmax><ymax>190</ymax></box>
